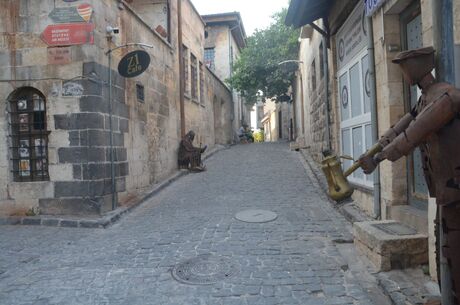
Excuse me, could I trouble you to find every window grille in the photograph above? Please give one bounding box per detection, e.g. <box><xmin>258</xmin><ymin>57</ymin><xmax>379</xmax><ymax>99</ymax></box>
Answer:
<box><xmin>191</xmin><ymin>53</ymin><xmax>198</xmax><ymax>100</ymax></box>
<box><xmin>204</xmin><ymin>48</ymin><xmax>215</xmax><ymax>71</ymax></box>
<box><xmin>8</xmin><ymin>89</ymin><xmax>49</xmax><ymax>181</ymax></box>
<box><xmin>182</xmin><ymin>45</ymin><xmax>189</xmax><ymax>96</ymax></box>
<box><xmin>319</xmin><ymin>42</ymin><xmax>324</xmax><ymax>79</ymax></box>
<box><xmin>199</xmin><ymin>62</ymin><xmax>205</xmax><ymax>105</ymax></box>
<box><xmin>311</xmin><ymin>59</ymin><xmax>317</xmax><ymax>92</ymax></box>
<box><xmin>136</xmin><ymin>83</ymin><xmax>144</xmax><ymax>102</ymax></box>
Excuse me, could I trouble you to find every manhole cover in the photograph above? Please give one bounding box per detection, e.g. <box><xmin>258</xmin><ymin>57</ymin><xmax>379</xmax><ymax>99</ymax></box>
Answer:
<box><xmin>235</xmin><ymin>209</ymin><xmax>278</xmax><ymax>223</ymax></box>
<box><xmin>373</xmin><ymin>222</ymin><xmax>417</xmax><ymax>236</ymax></box>
<box><xmin>171</xmin><ymin>254</ymin><xmax>238</xmax><ymax>285</ymax></box>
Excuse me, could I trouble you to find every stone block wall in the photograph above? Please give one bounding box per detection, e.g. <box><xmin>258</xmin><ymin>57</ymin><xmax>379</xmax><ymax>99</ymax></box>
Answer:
<box><xmin>0</xmin><ymin>0</ymin><xmax>232</xmax><ymax>216</ymax></box>
<box><xmin>298</xmin><ymin>20</ymin><xmax>335</xmax><ymax>162</ymax></box>
<box><xmin>39</xmin><ymin>61</ymin><xmax>129</xmax><ymax>215</ymax></box>
<box><xmin>204</xmin><ymin>25</ymin><xmax>230</xmax><ymax>82</ymax></box>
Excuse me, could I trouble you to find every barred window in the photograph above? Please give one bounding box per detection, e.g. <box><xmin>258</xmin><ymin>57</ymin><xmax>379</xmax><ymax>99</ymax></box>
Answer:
<box><xmin>136</xmin><ymin>83</ymin><xmax>144</xmax><ymax>102</ymax></box>
<box><xmin>204</xmin><ymin>48</ymin><xmax>215</xmax><ymax>71</ymax></box>
<box><xmin>319</xmin><ymin>42</ymin><xmax>324</xmax><ymax>79</ymax></box>
<box><xmin>182</xmin><ymin>45</ymin><xmax>189</xmax><ymax>96</ymax></box>
<box><xmin>8</xmin><ymin>88</ymin><xmax>49</xmax><ymax>181</ymax></box>
<box><xmin>191</xmin><ymin>53</ymin><xmax>198</xmax><ymax>100</ymax></box>
<box><xmin>199</xmin><ymin>62</ymin><xmax>205</xmax><ymax>105</ymax></box>
<box><xmin>311</xmin><ymin>59</ymin><xmax>317</xmax><ymax>92</ymax></box>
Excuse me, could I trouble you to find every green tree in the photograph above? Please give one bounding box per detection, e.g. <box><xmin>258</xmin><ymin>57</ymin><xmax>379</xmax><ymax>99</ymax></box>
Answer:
<box><xmin>228</xmin><ymin>9</ymin><xmax>300</xmax><ymax>105</ymax></box>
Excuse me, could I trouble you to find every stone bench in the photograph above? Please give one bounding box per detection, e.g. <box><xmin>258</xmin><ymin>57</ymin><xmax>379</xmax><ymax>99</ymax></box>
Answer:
<box><xmin>353</xmin><ymin>220</ymin><xmax>428</xmax><ymax>271</ymax></box>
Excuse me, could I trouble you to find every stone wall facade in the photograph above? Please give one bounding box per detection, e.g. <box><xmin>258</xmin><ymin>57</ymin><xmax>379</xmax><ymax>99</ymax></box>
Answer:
<box><xmin>203</xmin><ymin>14</ymin><xmax>249</xmax><ymax>140</ymax></box>
<box><xmin>261</xmin><ymin>100</ymin><xmax>291</xmax><ymax>142</ymax></box>
<box><xmin>0</xmin><ymin>0</ymin><xmax>233</xmax><ymax>216</ymax></box>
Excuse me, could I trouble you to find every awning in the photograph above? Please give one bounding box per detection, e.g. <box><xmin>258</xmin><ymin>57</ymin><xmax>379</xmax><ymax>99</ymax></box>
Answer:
<box><xmin>285</xmin><ymin>0</ymin><xmax>335</xmax><ymax>28</ymax></box>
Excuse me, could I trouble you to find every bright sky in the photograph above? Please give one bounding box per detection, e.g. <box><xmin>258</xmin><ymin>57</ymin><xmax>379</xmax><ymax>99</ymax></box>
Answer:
<box><xmin>191</xmin><ymin>0</ymin><xmax>290</xmax><ymax>35</ymax></box>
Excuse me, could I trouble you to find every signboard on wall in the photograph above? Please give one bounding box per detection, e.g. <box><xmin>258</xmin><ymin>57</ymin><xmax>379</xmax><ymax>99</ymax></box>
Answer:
<box><xmin>118</xmin><ymin>50</ymin><xmax>151</xmax><ymax>78</ymax></box>
<box><xmin>336</xmin><ymin>4</ymin><xmax>367</xmax><ymax>70</ymax></box>
<box><xmin>47</xmin><ymin>47</ymin><xmax>72</xmax><ymax>64</ymax></box>
<box><xmin>41</xmin><ymin>23</ymin><xmax>95</xmax><ymax>46</ymax></box>
<box><xmin>49</xmin><ymin>4</ymin><xmax>93</xmax><ymax>23</ymax></box>
<box><xmin>365</xmin><ymin>0</ymin><xmax>388</xmax><ymax>17</ymax></box>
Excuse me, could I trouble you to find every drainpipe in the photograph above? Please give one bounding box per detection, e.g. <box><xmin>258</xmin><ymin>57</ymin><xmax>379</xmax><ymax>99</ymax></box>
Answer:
<box><xmin>322</xmin><ymin>28</ymin><xmax>331</xmax><ymax>151</ymax></box>
<box><xmin>178</xmin><ymin>0</ymin><xmax>185</xmax><ymax>137</ymax></box>
<box><xmin>107</xmin><ymin>49</ymin><xmax>116</xmax><ymax>210</ymax></box>
<box><xmin>433</xmin><ymin>1</ymin><xmax>455</xmax><ymax>304</ymax></box>
<box><xmin>366</xmin><ymin>16</ymin><xmax>381</xmax><ymax>219</ymax></box>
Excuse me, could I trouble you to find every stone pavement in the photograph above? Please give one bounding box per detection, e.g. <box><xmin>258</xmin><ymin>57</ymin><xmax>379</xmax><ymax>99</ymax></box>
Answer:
<box><xmin>0</xmin><ymin>143</ymin><xmax>391</xmax><ymax>305</ymax></box>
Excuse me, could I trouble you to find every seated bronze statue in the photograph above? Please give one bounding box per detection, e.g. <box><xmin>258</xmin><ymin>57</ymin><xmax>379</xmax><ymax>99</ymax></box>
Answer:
<box><xmin>178</xmin><ymin>130</ymin><xmax>207</xmax><ymax>171</ymax></box>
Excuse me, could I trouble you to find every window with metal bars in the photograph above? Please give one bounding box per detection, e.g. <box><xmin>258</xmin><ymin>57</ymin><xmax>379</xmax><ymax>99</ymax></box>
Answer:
<box><xmin>191</xmin><ymin>53</ymin><xmax>198</xmax><ymax>100</ymax></box>
<box><xmin>182</xmin><ymin>45</ymin><xmax>189</xmax><ymax>96</ymax></box>
<box><xmin>199</xmin><ymin>62</ymin><xmax>205</xmax><ymax>105</ymax></box>
<box><xmin>8</xmin><ymin>88</ymin><xmax>49</xmax><ymax>181</ymax></box>
<box><xmin>204</xmin><ymin>48</ymin><xmax>215</xmax><ymax>71</ymax></box>
<box><xmin>136</xmin><ymin>83</ymin><xmax>145</xmax><ymax>102</ymax></box>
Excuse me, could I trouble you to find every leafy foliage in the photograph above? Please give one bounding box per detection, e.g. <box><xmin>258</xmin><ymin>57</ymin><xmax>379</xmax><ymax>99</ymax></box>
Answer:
<box><xmin>228</xmin><ymin>9</ymin><xmax>300</xmax><ymax>105</ymax></box>
<box><xmin>253</xmin><ymin>130</ymin><xmax>265</xmax><ymax>143</ymax></box>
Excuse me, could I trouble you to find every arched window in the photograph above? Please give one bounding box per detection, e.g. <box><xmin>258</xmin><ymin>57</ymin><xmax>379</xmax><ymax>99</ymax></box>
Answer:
<box><xmin>8</xmin><ymin>87</ymin><xmax>49</xmax><ymax>181</ymax></box>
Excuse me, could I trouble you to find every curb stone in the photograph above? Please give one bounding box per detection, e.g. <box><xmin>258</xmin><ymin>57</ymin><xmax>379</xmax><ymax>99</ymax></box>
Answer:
<box><xmin>0</xmin><ymin>144</ymin><xmax>229</xmax><ymax>229</ymax></box>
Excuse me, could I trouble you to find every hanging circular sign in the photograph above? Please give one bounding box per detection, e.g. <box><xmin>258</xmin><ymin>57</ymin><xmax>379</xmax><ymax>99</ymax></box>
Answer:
<box><xmin>118</xmin><ymin>50</ymin><xmax>151</xmax><ymax>78</ymax></box>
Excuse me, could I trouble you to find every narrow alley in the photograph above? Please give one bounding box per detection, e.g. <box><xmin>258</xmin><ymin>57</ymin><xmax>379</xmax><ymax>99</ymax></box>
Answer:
<box><xmin>0</xmin><ymin>143</ymin><xmax>390</xmax><ymax>305</ymax></box>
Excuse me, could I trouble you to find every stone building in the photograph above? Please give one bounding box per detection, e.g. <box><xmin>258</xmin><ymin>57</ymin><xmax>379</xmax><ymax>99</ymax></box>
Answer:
<box><xmin>261</xmin><ymin>100</ymin><xmax>292</xmax><ymax>142</ymax></box>
<box><xmin>287</xmin><ymin>0</ymin><xmax>460</xmax><ymax>279</ymax></box>
<box><xmin>202</xmin><ymin>12</ymin><xmax>251</xmax><ymax>139</ymax></box>
<box><xmin>0</xmin><ymin>0</ymin><xmax>234</xmax><ymax>216</ymax></box>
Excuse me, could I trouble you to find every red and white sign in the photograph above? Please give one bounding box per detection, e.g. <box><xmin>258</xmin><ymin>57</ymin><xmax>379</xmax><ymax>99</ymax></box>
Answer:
<box><xmin>41</xmin><ymin>23</ymin><xmax>95</xmax><ymax>46</ymax></box>
<box><xmin>47</xmin><ymin>47</ymin><xmax>72</xmax><ymax>64</ymax></box>
<box><xmin>77</xmin><ymin>4</ymin><xmax>93</xmax><ymax>22</ymax></box>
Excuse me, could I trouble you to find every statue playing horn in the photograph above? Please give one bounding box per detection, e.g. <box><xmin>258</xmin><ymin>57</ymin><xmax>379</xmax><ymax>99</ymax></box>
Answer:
<box><xmin>321</xmin><ymin>46</ymin><xmax>460</xmax><ymax>304</ymax></box>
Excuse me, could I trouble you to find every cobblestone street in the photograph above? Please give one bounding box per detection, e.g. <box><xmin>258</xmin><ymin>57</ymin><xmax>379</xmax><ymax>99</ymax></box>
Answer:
<box><xmin>0</xmin><ymin>143</ymin><xmax>390</xmax><ymax>305</ymax></box>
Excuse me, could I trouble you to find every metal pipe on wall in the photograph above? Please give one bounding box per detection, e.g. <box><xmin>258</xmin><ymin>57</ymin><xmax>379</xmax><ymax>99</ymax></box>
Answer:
<box><xmin>108</xmin><ymin>50</ymin><xmax>116</xmax><ymax>210</ymax></box>
<box><xmin>433</xmin><ymin>1</ymin><xmax>455</xmax><ymax>304</ymax></box>
<box><xmin>178</xmin><ymin>0</ymin><xmax>185</xmax><ymax>137</ymax></box>
<box><xmin>366</xmin><ymin>16</ymin><xmax>381</xmax><ymax>219</ymax></box>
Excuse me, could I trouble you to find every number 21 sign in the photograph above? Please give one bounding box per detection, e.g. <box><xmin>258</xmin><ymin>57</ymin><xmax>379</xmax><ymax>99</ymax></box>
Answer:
<box><xmin>117</xmin><ymin>50</ymin><xmax>151</xmax><ymax>78</ymax></box>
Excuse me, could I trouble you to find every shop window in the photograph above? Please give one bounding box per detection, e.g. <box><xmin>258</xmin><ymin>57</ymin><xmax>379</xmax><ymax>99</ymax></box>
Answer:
<box><xmin>199</xmin><ymin>62</ymin><xmax>205</xmax><ymax>105</ymax></box>
<box><xmin>339</xmin><ymin>51</ymin><xmax>373</xmax><ymax>188</ymax></box>
<box><xmin>191</xmin><ymin>53</ymin><xmax>198</xmax><ymax>100</ymax></box>
<box><xmin>204</xmin><ymin>48</ymin><xmax>215</xmax><ymax>71</ymax></box>
<box><xmin>8</xmin><ymin>88</ymin><xmax>49</xmax><ymax>181</ymax></box>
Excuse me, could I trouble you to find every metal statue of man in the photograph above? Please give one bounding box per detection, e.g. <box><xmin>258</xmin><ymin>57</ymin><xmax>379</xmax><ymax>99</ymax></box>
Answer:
<box><xmin>178</xmin><ymin>130</ymin><xmax>207</xmax><ymax>171</ymax></box>
<box><xmin>359</xmin><ymin>46</ymin><xmax>460</xmax><ymax>304</ymax></box>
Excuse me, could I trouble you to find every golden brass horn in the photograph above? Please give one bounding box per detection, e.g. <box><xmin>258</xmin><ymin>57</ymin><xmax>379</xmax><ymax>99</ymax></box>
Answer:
<box><xmin>321</xmin><ymin>143</ymin><xmax>382</xmax><ymax>202</ymax></box>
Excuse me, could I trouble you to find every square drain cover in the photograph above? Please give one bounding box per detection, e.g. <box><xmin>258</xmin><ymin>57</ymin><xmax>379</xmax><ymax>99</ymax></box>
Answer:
<box><xmin>372</xmin><ymin>222</ymin><xmax>417</xmax><ymax>236</ymax></box>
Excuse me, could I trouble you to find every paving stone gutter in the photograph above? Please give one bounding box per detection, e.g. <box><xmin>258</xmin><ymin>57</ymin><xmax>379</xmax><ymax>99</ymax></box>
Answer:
<box><xmin>0</xmin><ymin>144</ymin><xmax>230</xmax><ymax>229</ymax></box>
<box><xmin>298</xmin><ymin>148</ymin><xmax>441</xmax><ymax>305</ymax></box>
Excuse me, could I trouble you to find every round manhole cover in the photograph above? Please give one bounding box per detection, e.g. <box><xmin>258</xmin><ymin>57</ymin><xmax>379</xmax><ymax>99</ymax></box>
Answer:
<box><xmin>235</xmin><ymin>209</ymin><xmax>278</xmax><ymax>223</ymax></box>
<box><xmin>171</xmin><ymin>254</ymin><xmax>238</xmax><ymax>285</ymax></box>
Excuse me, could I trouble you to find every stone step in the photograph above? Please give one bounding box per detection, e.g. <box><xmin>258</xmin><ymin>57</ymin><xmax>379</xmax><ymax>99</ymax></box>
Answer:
<box><xmin>353</xmin><ymin>220</ymin><xmax>428</xmax><ymax>271</ymax></box>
